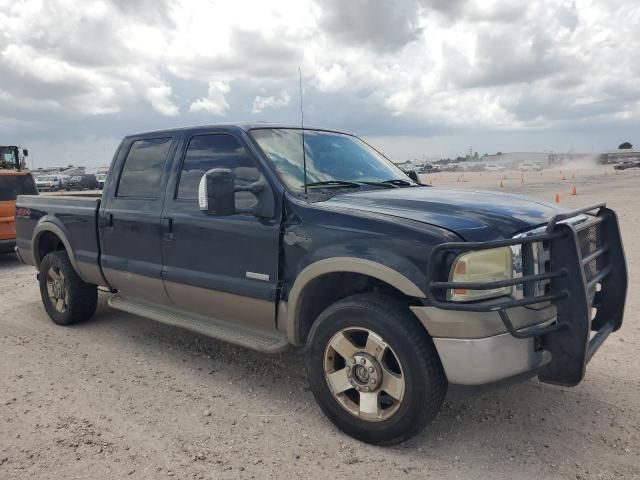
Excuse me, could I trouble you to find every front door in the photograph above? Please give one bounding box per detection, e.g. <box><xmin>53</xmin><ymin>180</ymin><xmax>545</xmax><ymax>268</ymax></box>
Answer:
<box><xmin>100</xmin><ymin>136</ymin><xmax>175</xmax><ymax>305</ymax></box>
<box><xmin>160</xmin><ymin>133</ymin><xmax>281</xmax><ymax>329</ymax></box>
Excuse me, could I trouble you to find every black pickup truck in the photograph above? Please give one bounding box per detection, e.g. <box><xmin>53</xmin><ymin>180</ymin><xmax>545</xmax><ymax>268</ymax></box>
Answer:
<box><xmin>15</xmin><ymin>124</ymin><xmax>628</xmax><ymax>445</ymax></box>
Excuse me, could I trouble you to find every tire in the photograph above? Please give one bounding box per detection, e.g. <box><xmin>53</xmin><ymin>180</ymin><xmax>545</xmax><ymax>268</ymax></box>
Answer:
<box><xmin>39</xmin><ymin>250</ymin><xmax>97</xmax><ymax>326</ymax></box>
<box><xmin>306</xmin><ymin>293</ymin><xmax>447</xmax><ymax>445</ymax></box>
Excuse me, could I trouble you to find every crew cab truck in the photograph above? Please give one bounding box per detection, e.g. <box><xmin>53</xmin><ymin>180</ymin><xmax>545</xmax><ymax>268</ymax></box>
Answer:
<box><xmin>15</xmin><ymin>124</ymin><xmax>628</xmax><ymax>445</ymax></box>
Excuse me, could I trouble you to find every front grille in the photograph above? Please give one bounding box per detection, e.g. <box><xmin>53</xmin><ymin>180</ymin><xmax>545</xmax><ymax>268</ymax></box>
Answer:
<box><xmin>578</xmin><ymin>224</ymin><xmax>601</xmax><ymax>284</ymax></box>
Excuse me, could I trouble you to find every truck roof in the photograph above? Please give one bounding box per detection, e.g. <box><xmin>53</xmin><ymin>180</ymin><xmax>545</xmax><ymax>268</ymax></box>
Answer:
<box><xmin>126</xmin><ymin>122</ymin><xmax>348</xmax><ymax>139</ymax></box>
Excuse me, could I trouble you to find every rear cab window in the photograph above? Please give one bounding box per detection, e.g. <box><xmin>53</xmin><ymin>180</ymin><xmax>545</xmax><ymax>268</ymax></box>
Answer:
<box><xmin>117</xmin><ymin>137</ymin><xmax>173</xmax><ymax>199</ymax></box>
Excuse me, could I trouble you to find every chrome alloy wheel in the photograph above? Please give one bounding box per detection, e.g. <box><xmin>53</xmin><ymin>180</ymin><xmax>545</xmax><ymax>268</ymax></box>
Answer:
<box><xmin>323</xmin><ymin>327</ymin><xmax>405</xmax><ymax>421</ymax></box>
<box><xmin>46</xmin><ymin>266</ymin><xmax>68</xmax><ymax>313</ymax></box>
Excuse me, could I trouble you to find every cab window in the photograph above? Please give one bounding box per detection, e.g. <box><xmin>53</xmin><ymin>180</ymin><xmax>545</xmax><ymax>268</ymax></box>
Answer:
<box><xmin>0</xmin><ymin>175</ymin><xmax>37</xmax><ymax>201</ymax></box>
<box><xmin>117</xmin><ymin>137</ymin><xmax>172</xmax><ymax>198</ymax></box>
<box><xmin>177</xmin><ymin>134</ymin><xmax>260</xmax><ymax>209</ymax></box>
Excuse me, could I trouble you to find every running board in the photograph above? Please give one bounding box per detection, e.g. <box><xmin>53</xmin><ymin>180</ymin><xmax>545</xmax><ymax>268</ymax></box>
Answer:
<box><xmin>108</xmin><ymin>295</ymin><xmax>289</xmax><ymax>353</ymax></box>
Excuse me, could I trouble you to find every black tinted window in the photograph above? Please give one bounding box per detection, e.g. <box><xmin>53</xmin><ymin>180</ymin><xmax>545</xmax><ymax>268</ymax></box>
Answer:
<box><xmin>0</xmin><ymin>174</ymin><xmax>37</xmax><ymax>201</ymax></box>
<box><xmin>177</xmin><ymin>135</ymin><xmax>259</xmax><ymax>206</ymax></box>
<box><xmin>117</xmin><ymin>138</ymin><xmax>172</xmax><ymax>198</ymax></box>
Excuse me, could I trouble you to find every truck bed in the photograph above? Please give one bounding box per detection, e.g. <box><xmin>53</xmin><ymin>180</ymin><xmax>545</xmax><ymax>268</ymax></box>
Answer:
<box><xmin>15</xmin><ymin>194</ymin><xmax>106</xmax><ymax>286</ymax></box>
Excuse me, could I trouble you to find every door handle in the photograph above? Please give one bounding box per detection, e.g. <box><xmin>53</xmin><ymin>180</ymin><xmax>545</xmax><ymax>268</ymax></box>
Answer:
<box><xmin>161</xmin><ymin>217</ymin><xmax>173</xmax><ymax>239</ymax></box>
<box><xmin>105</xmin><ymin>213</ymin><xmax>114</xmax><ymax>230</ymax></box>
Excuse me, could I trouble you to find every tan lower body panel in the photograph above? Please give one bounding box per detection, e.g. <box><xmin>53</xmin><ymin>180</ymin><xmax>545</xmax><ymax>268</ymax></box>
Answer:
<box><xmin>108</xmin><ymin>294</ymin><xmax>289</xmax><ymax>353</ymax></box>
<box><xmin>163</xmin><ymin>280</ymin><xmax>275</xmax><ymax>330</ymax></box>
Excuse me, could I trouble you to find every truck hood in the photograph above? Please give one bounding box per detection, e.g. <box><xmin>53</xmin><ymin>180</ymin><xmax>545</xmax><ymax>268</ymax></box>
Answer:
<box><xmin>324</xmin><ymin>187</ymin><xmax>562</xmax><ymax>241</ymax></box>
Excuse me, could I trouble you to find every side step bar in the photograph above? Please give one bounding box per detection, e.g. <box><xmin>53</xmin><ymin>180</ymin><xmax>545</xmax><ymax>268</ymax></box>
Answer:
<box><xmin>109</xmin><ymin>295</ymin><xmax>290</xmax><ymax>353</ymax></box>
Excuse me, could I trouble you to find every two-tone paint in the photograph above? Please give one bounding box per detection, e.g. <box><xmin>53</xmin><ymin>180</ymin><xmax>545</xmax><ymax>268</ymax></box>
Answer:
<box><xmin>15</xmin><ymin>123</ymin><xmax>569</xmax><ymax>385</ymax></box>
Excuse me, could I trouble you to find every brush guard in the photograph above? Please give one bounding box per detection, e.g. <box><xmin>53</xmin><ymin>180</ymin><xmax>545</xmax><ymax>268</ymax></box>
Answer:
<box><xmin>426</xmin><ymin>204</ymin><xmax>627</xmax><ymax>386</ymax></box>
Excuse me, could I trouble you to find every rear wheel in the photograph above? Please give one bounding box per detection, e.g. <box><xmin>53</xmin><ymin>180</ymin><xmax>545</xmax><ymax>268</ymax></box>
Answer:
<box><xmin>306</xmin><ymin>293</ymin><xmax>447</xmax><ymax>445</ymax></box>
<box><xmin>39</xmin><ymin>251</ymin><xmax>97</xmax><ymax>326</ymax></box>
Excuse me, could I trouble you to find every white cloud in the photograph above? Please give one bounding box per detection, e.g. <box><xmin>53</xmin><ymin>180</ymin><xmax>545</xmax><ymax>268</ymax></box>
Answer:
<box><xmin>0</xmin><ymin>0</ymin><xmax>639</xmax><ymax>160</ymax></box>
<box><xmin>189</xmin><ymin>81</ymin><xmax>230</xmax><ymax>115</ymax></box>
<box><xmin>251</xmin><ymin>91</ymin><xmax>291</xmax><ymax>114</ymax></box>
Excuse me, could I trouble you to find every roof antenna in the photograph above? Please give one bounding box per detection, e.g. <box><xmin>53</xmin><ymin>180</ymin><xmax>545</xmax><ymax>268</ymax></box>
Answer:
<box><xmin>299</xmin><ymin>67</ymin><xmax>308</xmax><ymax>200</ymax></box>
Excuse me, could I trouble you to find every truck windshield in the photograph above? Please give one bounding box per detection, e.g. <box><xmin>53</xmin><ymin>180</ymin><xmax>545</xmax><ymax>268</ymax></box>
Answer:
<box><xmin>250</xmin><ymin>128</ymin><xmax>409</xmax><ymax>191</ymax></box>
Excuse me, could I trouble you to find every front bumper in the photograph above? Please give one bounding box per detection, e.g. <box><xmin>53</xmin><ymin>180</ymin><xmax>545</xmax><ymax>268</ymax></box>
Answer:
<box><xmin>425</xmin><ymin>204</ymin><xmax>627</xmax><ymax>387</ymax></box>
<box><xmin>433</xmin><ymin>333</ymin><xmax>551</xmax><ymax>385</ymax></box>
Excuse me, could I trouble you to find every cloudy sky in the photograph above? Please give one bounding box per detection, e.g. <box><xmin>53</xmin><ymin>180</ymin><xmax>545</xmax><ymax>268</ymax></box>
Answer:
<box><xmin>1</xmin><ymin>0</ymin><xmax>639</xmax><ymax>168</ymax></box>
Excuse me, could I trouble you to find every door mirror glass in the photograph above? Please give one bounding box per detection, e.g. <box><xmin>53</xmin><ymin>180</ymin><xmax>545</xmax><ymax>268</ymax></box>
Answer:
<box><xmin>22</xmin><ymin>149</ymin><xmax>29</xmax><ymax>157</ymax></box>
<box><xmin>198</xmin><ymin>168</ymin><xmax>275</xmax><ymax>218</ymax></box>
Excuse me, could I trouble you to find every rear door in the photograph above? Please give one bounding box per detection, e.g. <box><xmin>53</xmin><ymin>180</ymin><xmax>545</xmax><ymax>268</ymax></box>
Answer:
<box><xmin>100</xmin><ymin>136</ymin><xmax>176</xmax><ymax>304</ymax></box>
<box><xmin>159</xmin><ymin>131</ymin><xmax>281</xmax><ymax>329</ymax></box>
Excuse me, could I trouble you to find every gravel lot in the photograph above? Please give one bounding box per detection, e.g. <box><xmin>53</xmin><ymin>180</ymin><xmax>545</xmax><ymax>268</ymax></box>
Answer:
<box><xmin>1</xmin><ymin>167</ymin><xmax>638</xmax><ymax>479</ymax></box>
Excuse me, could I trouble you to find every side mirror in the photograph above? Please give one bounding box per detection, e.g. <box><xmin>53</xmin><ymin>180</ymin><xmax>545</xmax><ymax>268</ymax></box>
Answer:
<box><xmin>199</xmin><ymin>169</ymin><xmax>235</xmax><ymax>216</ymax></box>
<box><xmin>404</xmin><ymin>170</ymin><xmax>420</xmax><ymax>183</ymax></box>
<box><xmin>22</xmin><ymin>149</ymin><xmax>29</xmax><ymax>157</ymax></box>
<box><xmin>198</xmin><ymin>169</ymin><xmax>275</xmax><ymax>218</ymax></box>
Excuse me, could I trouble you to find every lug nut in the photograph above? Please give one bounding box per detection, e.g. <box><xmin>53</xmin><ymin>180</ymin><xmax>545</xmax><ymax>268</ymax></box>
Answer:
<box><xmin>368</xmin><ymin>367</ymin><xmax>374</xmax><ymax>373</ymax></box>
<box><xmin>364</xmin><ymin>386</ymin><xmax>370</xmax><ymax>392</ymax></box>
<box><xmin>359</xmin><ymin>358</ymin><xmax>365</xmax><ymax>365</ymax></box>
<box><xmin>371</xmin><ymin>379</ymin><xmax>376</xmax><ymax>384</ymax></box>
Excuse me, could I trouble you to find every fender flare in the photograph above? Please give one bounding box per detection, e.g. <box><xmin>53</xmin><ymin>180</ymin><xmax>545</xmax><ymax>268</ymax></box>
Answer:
<box><xmin>284</xmin><ymin>257</ymin><xmax>426</xmax><ymax>345</ymax></box>
<box><xmin>32</xmin><ymin>221</ymin><xmax>81</xmax><ymax>274</ymax></box>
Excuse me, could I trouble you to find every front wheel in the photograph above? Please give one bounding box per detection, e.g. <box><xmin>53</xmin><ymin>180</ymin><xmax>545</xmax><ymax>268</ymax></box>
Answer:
<box><xmin>306</xmin><ymin>294</ymin><xmax>447</xmax><ymax>445</ymax></box>
<box><xmin>39</xmin><ymin>250</ymin><xmax>97</xmax><ymax>326</ymax></box>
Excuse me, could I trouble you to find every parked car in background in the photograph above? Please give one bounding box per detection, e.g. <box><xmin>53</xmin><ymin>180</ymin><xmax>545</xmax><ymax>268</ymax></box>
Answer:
<box><xmin>96</xmin><ymin>173</ymin><xmax>107</xmax><ymax>189</ymax></box>
<box><xmin>416</xmin><ymin>163</ymin><xmax>440</xmax><ymax>174</ymax></box>
<box><xmin>518</xmin><ymin>162</ymin><xmax>543</xmax><ymax>172</ymax></box>
<box><xmin>64</xmin><ymin>174</ymin><xmax>100</xmax><ymax>191</ymax></box>
<box><xmin>0</xmin><ymin>171</ymin><xmax>37</xmax><ymax>253</ymax></box>
<box><xmin>35</xmin><ymin>175</ymin><xmax>63</xmax><ymax>191</ymax></box>
<box><xmin>613</xmin><ymin>159</ymin><xmax>640</xmax><ymax>170</ymax></box>
<box><xmin>484</xmin><ymin>163</ymin><xmax>506</xmax><ymax>172</ymax></box>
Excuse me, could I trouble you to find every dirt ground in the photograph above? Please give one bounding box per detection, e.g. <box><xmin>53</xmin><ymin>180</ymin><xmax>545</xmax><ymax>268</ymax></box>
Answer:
<box><xmin>1</xmin><ymin>166</ymin><xmax>638</xmax><ymax>480</ymax></box>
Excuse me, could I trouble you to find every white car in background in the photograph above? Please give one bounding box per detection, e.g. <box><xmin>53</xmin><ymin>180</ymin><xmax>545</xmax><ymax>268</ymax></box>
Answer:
<box><xmin>35</xmin><ymin>175</ymin><xmax>62</xmax><ymax>191</ymax></box>
<box><xmin>484</xmin><ymin>163</ymin><xmax>506</xmax><ymax>172</ymax></box>
<box><xmin>96</xmin><ymin>173</ymin><xmax>107</xmax><ymax>189</ymax></box>
<box><xmin>518</xmin><ymin>162</ymin><xmax>543</xmax><ymax>172</ymax></box>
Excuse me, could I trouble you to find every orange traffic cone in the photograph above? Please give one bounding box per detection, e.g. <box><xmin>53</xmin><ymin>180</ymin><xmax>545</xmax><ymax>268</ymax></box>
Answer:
<box><xmin>555</xmin><ymin>193</ymin><xmax>560</xmax><ymax>203</ymax></box>
<box><xmin>500</xmin><ymin>179</ymin><xmax>504</xmax><ymax>188</ymax></box>
<box><xmin>571</xmin><ymin>185</ymin><xmax>577</xmax><ymax>196</ymax></box>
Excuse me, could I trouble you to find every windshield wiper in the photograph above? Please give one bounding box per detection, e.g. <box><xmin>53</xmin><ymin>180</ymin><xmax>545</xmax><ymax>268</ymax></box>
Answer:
<box><xmin>305</xmin><ymin>180</ymin><xmax>362</xmax><ymax>188</ymax></box>
<box><xmin>359</xmin><ymin>181</ymin><xmax>398</xmax><ymax>189</ymax></box>
<box><xmin>381</xmin><ymin>179</ymin><xmax>415</xmax><ymax>187</ymax></box>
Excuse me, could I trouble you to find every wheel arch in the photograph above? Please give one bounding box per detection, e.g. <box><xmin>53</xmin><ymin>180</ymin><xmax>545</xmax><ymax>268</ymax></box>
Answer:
<box><xmin>283</xmin><ymin>257</ymin><xmax>427</xmax><ymax>346</ymax></box>
<box><xmin>33</xmin><ymin>221</ymin><xmax>79</xmax><ymax>273</ymax></box>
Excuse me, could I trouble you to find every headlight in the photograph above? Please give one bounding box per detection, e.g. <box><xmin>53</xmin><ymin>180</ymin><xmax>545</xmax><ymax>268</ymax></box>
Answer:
<box><xmin>447</xmin><ymin>247</ymin><xmax>513</xmax><ymax>302</ymax></box>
